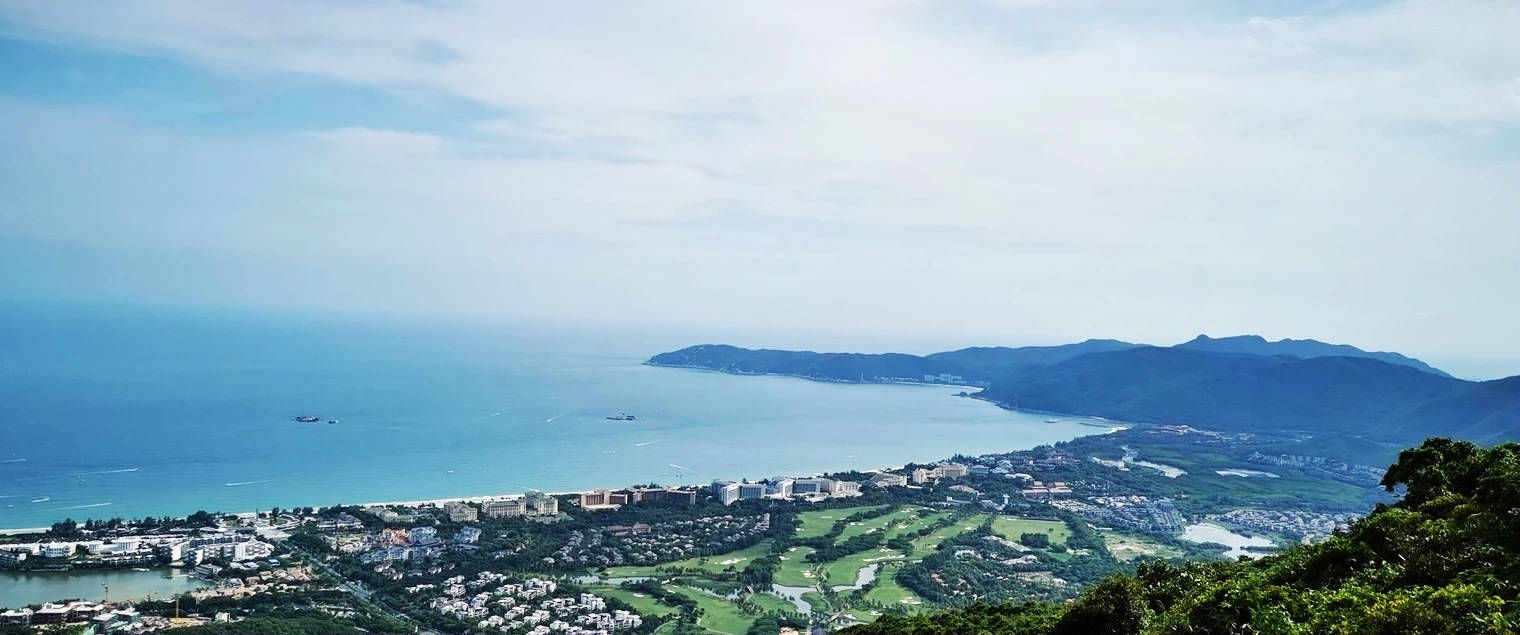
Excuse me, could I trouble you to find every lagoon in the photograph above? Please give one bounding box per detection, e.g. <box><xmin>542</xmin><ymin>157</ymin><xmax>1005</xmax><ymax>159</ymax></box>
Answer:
<box><xmin>0</xmin><ymin>568</ymin><xmax>206</xmax><ymax>607</ymax></box>
<box><xmin>1180</xmin><ymin>522</ymin><xmax>1275</xmax><ymax>559</ymax></box>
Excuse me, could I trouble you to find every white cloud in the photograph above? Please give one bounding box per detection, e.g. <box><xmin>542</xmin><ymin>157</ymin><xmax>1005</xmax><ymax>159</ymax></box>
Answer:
<box><xmin>0</xmin><ymin>0</ymin><xmax>1516</xmax><ymax>360</ymax></box>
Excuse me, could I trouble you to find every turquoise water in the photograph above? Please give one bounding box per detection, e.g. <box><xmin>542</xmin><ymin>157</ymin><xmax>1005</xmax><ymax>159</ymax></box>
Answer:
<box><xmin>0</xmin><ymin>568</ymin><xmax>206</xmax><ymax>607</ymax></box>
<box><xmin>0</xmin><ymin>303</ymin><xmax>1105</xmax><ymax>529</ymax></box>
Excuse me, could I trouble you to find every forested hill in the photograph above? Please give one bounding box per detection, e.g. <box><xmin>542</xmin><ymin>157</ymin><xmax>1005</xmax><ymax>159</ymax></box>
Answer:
<box><xmin>644</xmin><ymin>339</ymin><xmax>1139</xmax><ymax>384</ymax></box>
<box><xmin>1175</xmin><ymin>333</ymin><xmax>1451</xmax><ymax>377</ymax></box>
<box><xmin>843</xmin><ymin>438</ymin><xmax>1520</xmax><ymax>635</ymax></box>
<box><xmin>647</xmin><ymin>337</ymin><xmax>1517</xmax><ymax>444</ymax></box>
<box><xmin>978</xmin><ymin>347</ymin><xmax>1520</xmax><ymax>444</ymax></box>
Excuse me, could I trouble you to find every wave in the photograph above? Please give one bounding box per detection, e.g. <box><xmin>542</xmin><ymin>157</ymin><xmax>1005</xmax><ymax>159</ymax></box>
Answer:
<box><xmin>0</xmin><ymin>458</ymin><xmax>25</xmax><ymax>463</ymax></box>
<box><xmin>71</xmin><ymin>467</ymin><xmax>140</xmax><ymax>476</ymax></box>
<box><xmin>31</xmin><ymin>497</ymin><xmax>50</xmax><ymax>503</ymax></box>
<box><xmin>60</xmin><ymin>502</ymin><xmax>111</xmax><ymax>509</ymax></box>
<box><xmin>601</xmin><ymin>450</ymin><xmax>616</xmax><ymax>454</ymax></box>
<box><xmin>668</xmin><ymin>463</ymin><xmax>692</xmax><ymax>472</ymax></box>
<box><xmin>225</xmin><ymin>480</ymin><xmax>271</xmax><ymax>487</ymax></box>
<box><xmin>634</xmin><ymin>441</ymin><xmax>656</xmax><ymax>447</ymax></box>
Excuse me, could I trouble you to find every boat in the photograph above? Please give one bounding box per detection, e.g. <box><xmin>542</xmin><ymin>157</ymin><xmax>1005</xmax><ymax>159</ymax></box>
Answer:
<box><xmin>132</xmin><ymin>567</ymin><xmax>151</xmax><ymax>572</ymax></box>
<box><xmin>605</xmin><ymin>413</ymin><xmax>637</xmax><ymax>421</ymax></box>
<box><xmin>292</xmin><ymin>415</ymin><xmax>321</xmax><ymax>423</ymax></box>
<box><xmin>327</xmin><ymin>419</ymin><xmax>339</xmax><ymax>424</ymax></box>
<box><xmin>1044</xmin><ymin>418</ymin><xmax>1060</xmax><ymax>423</ymax></box>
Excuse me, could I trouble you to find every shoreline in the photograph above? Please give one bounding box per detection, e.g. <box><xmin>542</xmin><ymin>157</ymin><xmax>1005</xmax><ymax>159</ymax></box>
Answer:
<box><xmin>0</xmin><ymin>372</ymin><xmax>1132</xmax><ymax>533</ymax></box>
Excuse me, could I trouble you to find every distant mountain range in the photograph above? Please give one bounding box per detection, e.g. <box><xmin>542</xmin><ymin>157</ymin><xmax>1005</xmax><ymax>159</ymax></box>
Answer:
<box><xmin>646</xmin><ymin>336</ymin><xmax>1518</xmax><ymax>444</ymax></box>
<box><xmin>1174</xmin><ymin>334</ymin><xmax>1451</xmax><ymax>377</ymax></box>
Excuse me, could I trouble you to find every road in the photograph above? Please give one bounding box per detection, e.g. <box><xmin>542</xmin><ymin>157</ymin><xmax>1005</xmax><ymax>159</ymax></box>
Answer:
<box><xmin>291</xmin><ymin>544</ymin><xmax>442</xmax><ymax>635</ymax></box>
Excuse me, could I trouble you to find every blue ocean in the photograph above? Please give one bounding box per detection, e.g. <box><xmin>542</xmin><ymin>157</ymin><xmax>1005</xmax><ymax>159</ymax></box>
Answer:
<box><xmin>0</xmin><ymin>303</ymin><xmax>1105</xmax><ymax>529</ymax></box>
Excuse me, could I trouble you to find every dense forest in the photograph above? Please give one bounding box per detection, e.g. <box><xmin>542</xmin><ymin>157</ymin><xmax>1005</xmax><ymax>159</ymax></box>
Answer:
<box><xmin>843</xmin><ymin>437</ymin><xmax>1520</xmax><ymax>634</ymax></box>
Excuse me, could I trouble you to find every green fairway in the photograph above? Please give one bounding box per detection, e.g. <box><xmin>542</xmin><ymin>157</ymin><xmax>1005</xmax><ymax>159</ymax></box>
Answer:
<box><xmin>586</xmin><ymin>585</ymin><xmax>681</xmax><ymax>618</ymax></box>
<box><xmin>881</xmin><ymin>510</ymin><xmax>952</xmax><ymax>541</ymax></box>
<box><xmin>862</xmin><ymin>564</ymin><xmax>925</xmax><ymax>609</ymax></box>
<box><xmin>603</xmin><ymin>540</ymin><xmax>773</xmax><ymax>578</ymax></box>
<box><xmin>668</xmin><ymin>586</ymin><xmax>756</xmax><ymax>635</ymax></box>
<box><xmin>908</xmin><ymin>514</ymin><xmax>987</xmax><ymax>555</ymax></box>
<box><xmin>824</xmin><ymin>547</ymin><xmax>905</xmax><ymax>586</ymax></box>
<box><xmin>834</xmin><ymin>507</ymin><xmax>921</xmax><ymax>542</ymax></box>
<box><xmin>991</xmin><ymin>516</ymin><xmax>1070</xmax><ymax>545</ymax></box>
<box><xmin>743</xmin><ymin>592</ymin><xmax>800</xmax><ymax>615</ymax></box>
<box><xmin>794</xmin><ymin>505</ymin><xmax>886</xmax><ymax>538</ymax></box>
<box><xmin>774</xmin><ymin>546</ymin><xmax>820</xmax><ymax>586</ymax></box>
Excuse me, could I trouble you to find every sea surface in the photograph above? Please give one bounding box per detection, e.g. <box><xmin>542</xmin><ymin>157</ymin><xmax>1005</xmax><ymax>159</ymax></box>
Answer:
<box><xmin>0</xmin><ymin>302</ymin><xmax>1109</xmax><ymax>529</ymax></box>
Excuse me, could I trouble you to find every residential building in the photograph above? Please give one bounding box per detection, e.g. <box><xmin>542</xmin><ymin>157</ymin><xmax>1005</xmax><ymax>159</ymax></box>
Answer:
<box><xmin>409</xmin><ymin>527</ymin><xmax>440</xmax><ymax>545</ymax></box>
<box><xmin>444</xmin><ymin>502</ymin><xmax>477</xmax><ymax>523</ymax></box>
<box><xmin>40</xmin><ymin>543</ymin><xmax>73</xmax><ymax>559</ymax></box>
<box><xmin>530</xmin><ymin>496</ymin><xmax>559</xmax><ymax>516</ymax></box>
<box><xmin>0</xmin><ymin>608</ymin><xmax>31</xmax><ymax>626</ymax></box>
<box><xmin>1021</xmin><ymin>481</ymin><xmax>1073</xmax><ymax>499</ymax></box>
<box><xmin>911</xmin><ymin>467</ymin><xmax>934</xmax><ymax>484</ymax></box>
<box><xmin>939</xmin><ymin>463</ymin><xmax>969</xmax><ymax>479</ymax></box>
<box><xmin>455</xmin><ymin>527</ymin><xmax>482</xmax><ymax>545</ymax></box>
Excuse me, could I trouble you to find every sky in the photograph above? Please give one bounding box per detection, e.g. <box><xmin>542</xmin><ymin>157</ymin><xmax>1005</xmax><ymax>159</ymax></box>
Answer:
<box><xmin>0</xmin><ymin>1</ymin><xmax>1517</xmax><ymax>376</ymax></box>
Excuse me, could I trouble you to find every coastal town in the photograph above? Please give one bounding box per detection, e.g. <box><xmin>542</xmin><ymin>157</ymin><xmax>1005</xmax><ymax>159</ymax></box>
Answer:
<box><xmin>0</xmin><ymin>424</ymin><xmax>1389</xmax><ymax>633</ymax></box>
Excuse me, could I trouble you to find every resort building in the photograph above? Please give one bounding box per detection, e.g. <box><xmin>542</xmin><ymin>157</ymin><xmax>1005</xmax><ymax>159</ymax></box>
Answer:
<box><xmin>869</xmin><ymin>472</ymin><xmax>908</xmax><ymax>487</ymax></box>
<box><xmin>444</xmin><ymin>502</ymin><xmax>477</xmax><ymax>523</ymax></box>
<box><xmin>578</xmin><ymin>489</ymin><xmax>627</xmax><ymax>510</ymax></box>
<box><xmin>482</xmin><ymin>498</ymin><xmax>528</xmax><ymax>518</ymax></box>
<box><xmin>624</xmin><ymin>487</ymin><xmax>697</xmax><ymax>506</ymax></box>
<box><xmin>716</xmin><ymin>482</ymin><xmax>741</xmax><ymax>506</ymax></box>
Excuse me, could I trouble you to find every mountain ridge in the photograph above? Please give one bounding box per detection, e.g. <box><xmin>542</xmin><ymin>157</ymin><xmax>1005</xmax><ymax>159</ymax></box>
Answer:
<box><xmin>1174</xmin><ymin>333</ymin><xmax>1451</xmax><ymax>377</ymax></box>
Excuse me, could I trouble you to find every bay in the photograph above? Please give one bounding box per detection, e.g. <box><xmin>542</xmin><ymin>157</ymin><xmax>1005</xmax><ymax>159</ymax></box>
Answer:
<box><xmin>0</xmin><ymin>303</ymin><xmax>1105</xmax><ymax>529</ymax></box>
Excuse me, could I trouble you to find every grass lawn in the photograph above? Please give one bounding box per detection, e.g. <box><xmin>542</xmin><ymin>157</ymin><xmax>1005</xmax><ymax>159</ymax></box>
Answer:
<box><xmin>586</xmin><ymin>585</ymin><xmax>681</xmax><ymax>618</ymax></box>
<box><xmin>1100</xmin><ymin>531</ymin><xmax>1183</xmax><ymax>562</ymax></box>
<box><xmin>991</xmin><ymin>516</ymin><xmax>1071</xmax><ymax>546</ymax></box>
<box><xmin>603</xmin><ymin>540</ymin><xmax>772</xmax><ymax>578</ymax></box>
<box><xmin>774</xmin><ymin>546</ymin><xmax>819</xmax><ymax>586</ymax></box>
<box><xmin>823</xmin><ymin>547</ymin><xmax>904</xmax><ymax>586</ymax></box>
<box><xmin>794</xmin><ymin>505</ymin><xmax>886</xmax><ymax>539</ymax></box>
<box><xmin>668</xmin><ymin>586</ymin><xmax>756</xmax><ymax>635</ymax></box>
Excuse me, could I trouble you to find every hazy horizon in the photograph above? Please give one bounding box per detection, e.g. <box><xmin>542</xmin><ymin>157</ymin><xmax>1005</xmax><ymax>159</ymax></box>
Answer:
<box><xmin>2</xmin><ymin>1</ymin><xmax>1516</xmax><ymax>375</ymax></box>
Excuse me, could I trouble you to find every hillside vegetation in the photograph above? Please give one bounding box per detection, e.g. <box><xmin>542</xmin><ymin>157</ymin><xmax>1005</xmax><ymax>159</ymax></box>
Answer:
<box><xmin>842</xmin><ymin>437</ymin><xmax>1520</xmax><ymax>634</ymax></box>
<box><xmin>979</xmin><ymin>348</ymin><xmax>1518</xmax><ymax>443</ymax></box>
